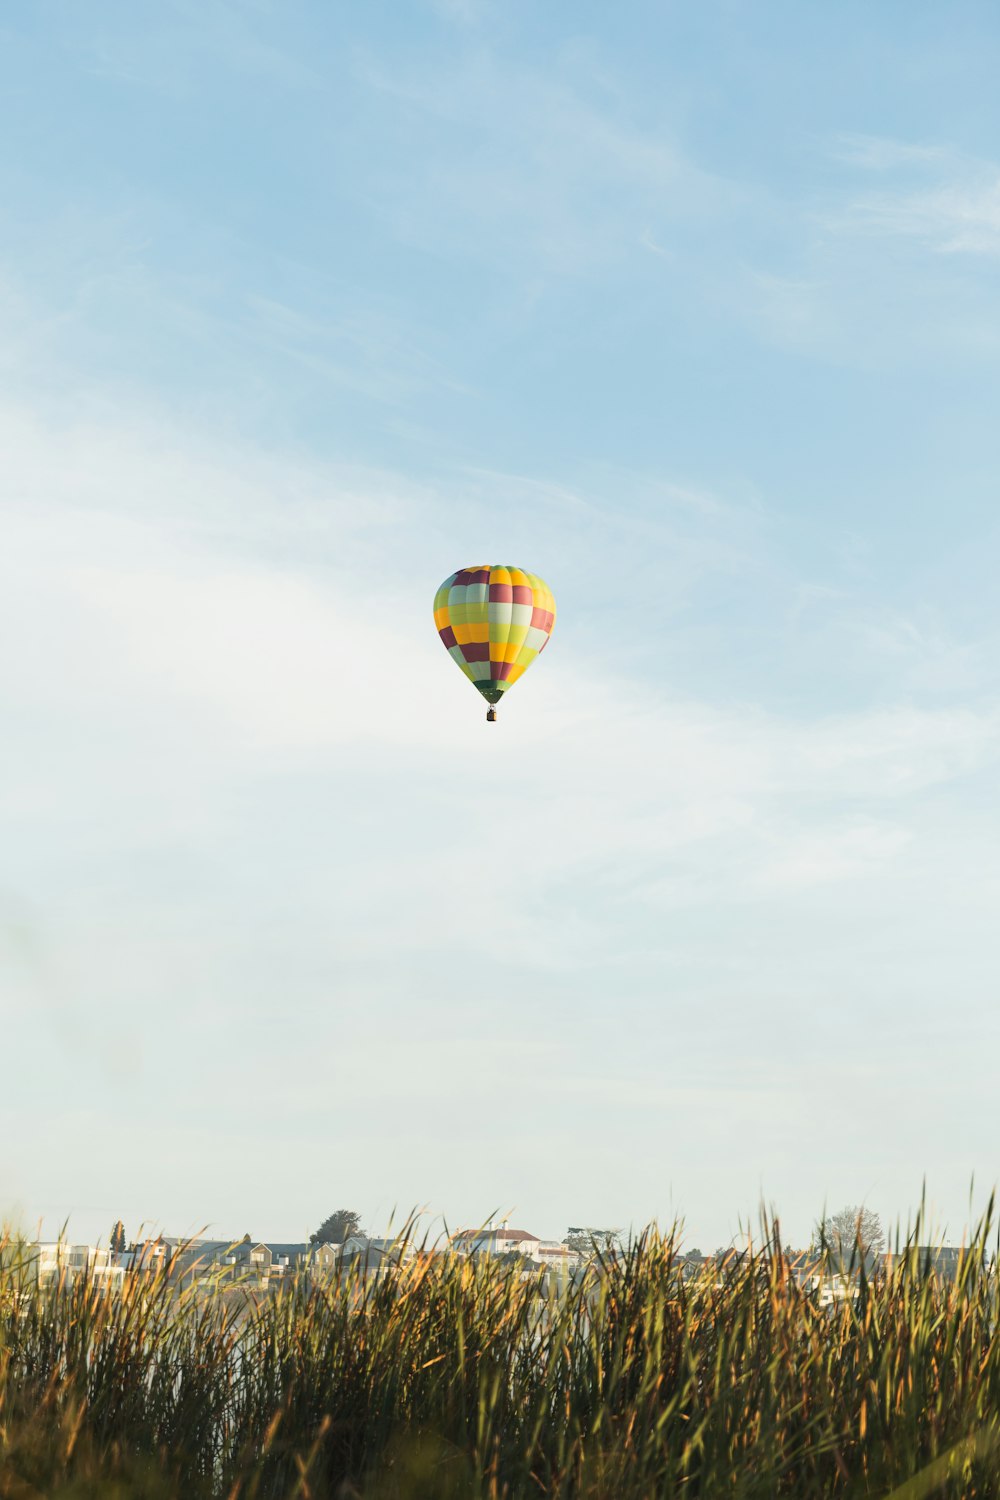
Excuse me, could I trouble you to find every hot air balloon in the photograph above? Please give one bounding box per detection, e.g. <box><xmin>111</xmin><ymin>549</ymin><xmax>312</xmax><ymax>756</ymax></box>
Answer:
<box><xmin>433</xmin><ymin>565</ymin><xmax>556</xmax><ymax>720</ymax></box>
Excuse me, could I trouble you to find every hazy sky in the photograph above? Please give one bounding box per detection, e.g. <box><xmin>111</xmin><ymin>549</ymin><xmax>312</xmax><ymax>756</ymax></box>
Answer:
<box><xmin>3</xmin><ymin>0</ymin><xmax>1000</xmax><ymax>1251</ymax></box>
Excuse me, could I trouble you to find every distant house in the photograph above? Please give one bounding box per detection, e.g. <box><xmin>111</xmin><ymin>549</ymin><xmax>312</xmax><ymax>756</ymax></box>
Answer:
<box><xmin>159</xmin><ymin>1240</ymin><xmax>228</xmax><ymax>1287</ymax></box>
<box><xmin>116</xmin><ymin>1238</ymin><xmax>316</xmax><ymax>1290</ymax></box>
<box><xmin>884</xmin><ymin>1246</ymin><xmax>980</xmax><ymax>1281</ymax></box>
<box><xmin>265</xmin><ymin>1242</ymin><xmax>312</xmax><ymax>1275</ymax></box>
<box><xmin>26</xmin><ymin>1243</ymin><xmax>124</xmax><ymax>1290</ymax></box>
<box><xmin>305</xmin><ymin>1242</ymin><xmax>341</xmax><ymax>1276</ymax></box>
<box><xmin>160</xmin><ymin>1238</ymin><xmax>275</xmax><ymax>1288</ymax></box>
<box><xmin>455</xmin><ymin>1227</ymin><xmax>536</xmax><ymax>1257</ymax></box>
<box><xmin>785</xmin><ymin>1251</ymin><xmax>823</xmax><ymax>1287</ymax></box>
<box><xmin>454</xmin><ymin>1227</ymin><xmax>576</xmax><ymax>1267</ymax></box>
<box><xmin>118</xmin><ymin>1240</ymin><xmax>166</xmax><ymax>1274</ymax></box>
<box><xmin>238</xmin><ymin>1241</ymin><xmax>272</xmax><ymax>1276</ymax></box>
<box><xmin>340</xmin><ymin>1235</ymin><xmax>415</xmax><ymax>1272</ymax></box>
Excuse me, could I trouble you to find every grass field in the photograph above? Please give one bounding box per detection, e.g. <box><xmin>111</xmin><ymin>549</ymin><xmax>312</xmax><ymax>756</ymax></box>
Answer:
<box><xmin>2</xmin><ymin>1213</ymin><xmax>999</xmax><ymax>1499</ymax></box>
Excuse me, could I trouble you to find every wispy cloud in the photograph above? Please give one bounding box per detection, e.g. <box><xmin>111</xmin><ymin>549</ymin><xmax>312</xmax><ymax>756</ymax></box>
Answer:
<box><xmin>830</xmin><ymin>134</ymin><xmax>950</xmax><ymax>172</ymax></box>
<box><xmin>828</xmin><ymin>138</ymin><xmax>1000</xmax><ymax>255</ymax></box>
<box><xmin>728</xmin><ymin>136</ymin><xmax>1000</xmax><ymax>361</ymax></box>
<box><xmin>353</xmin><ymin>53</ymin><xmax>730</xmax><ymax>273</ymax></box>
<box><xmin>850</xmin><ymin>177</ymin><xmax>1000</xmax><ymax>255</ymax></box>
<box><xmin>73</xmin><ymin>0</ymin><xmax>316</xmax><ymax>93</ymax></box>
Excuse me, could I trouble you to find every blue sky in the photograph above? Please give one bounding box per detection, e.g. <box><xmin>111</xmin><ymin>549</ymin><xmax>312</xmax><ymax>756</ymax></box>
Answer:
<box><xmin>2</xmin><ymin>0</ymin><xmax>1000</xmax><ymax>1250</ymax></box>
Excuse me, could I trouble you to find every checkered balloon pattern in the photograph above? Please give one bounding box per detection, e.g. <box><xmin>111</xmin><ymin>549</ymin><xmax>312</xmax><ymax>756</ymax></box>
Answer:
<box><xmin>433</xmin><ymin>565</ymin><xmax>556</xmax><ymax>707</ymax></box>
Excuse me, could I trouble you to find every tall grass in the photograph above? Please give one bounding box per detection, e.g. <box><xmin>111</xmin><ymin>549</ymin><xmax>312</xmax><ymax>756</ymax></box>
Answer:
<box><xmin>2</xmin><ymin>1209</ymin><xmax>999</xmax><ymax>1498</ymax></box>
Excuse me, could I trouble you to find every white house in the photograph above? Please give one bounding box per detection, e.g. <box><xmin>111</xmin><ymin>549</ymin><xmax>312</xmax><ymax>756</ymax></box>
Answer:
<box><xmin>454</xmin><ymin>1227</ymin><xmax>576</xmax><ymax>1267</ymax></box>
<box><xmin>29</xmin><ymin>1243</ymin><xmax>124</xmax><ymax>1290</ymax></box>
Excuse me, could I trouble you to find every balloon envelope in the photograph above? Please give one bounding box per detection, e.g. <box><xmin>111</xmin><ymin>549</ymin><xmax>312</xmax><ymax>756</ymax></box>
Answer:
<box><xmin>433</xmin><ymin>565</ymin><xmax>556</xmax><ymax>706</ymax></box>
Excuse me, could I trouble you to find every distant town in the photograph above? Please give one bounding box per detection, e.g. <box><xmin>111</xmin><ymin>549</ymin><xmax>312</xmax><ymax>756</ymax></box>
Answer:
<box><xmin>22</xmin><ymin>1221</ymin><xmax>619</xmax><ymax>1294</ymax></box>
<box><xmin>10</xmin><ymin>1205</ymin><xmax>973</xmax><ymax>1308</ymax></box>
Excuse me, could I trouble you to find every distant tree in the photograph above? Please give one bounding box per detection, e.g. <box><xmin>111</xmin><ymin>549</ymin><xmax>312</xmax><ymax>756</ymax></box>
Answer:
<box><xmin>819</xmin><ymin>1206</ymin><xmax>885</xmax><ymax>1263</ymax></box>
<box><xmin>565</xmin><ymin>1227</ymin><xmax>622</xmax><ymax>1258</ymax></box>
<box><xmin>310</xmin><ymin>1209</ymin><xmax>362</xmax><ymax>1246</ymax></box>
<box><xmin>109</xmin><ymin>1220</ymin><xmax>126</xmax><ymax>1255</ymax></box>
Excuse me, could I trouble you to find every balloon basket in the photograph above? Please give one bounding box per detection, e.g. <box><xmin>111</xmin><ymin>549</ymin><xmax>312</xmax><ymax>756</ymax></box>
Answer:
<box><xmin>486</xmin><ymin>708</ymin><xmax>498</xmax><ymax>723</ymax></box>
